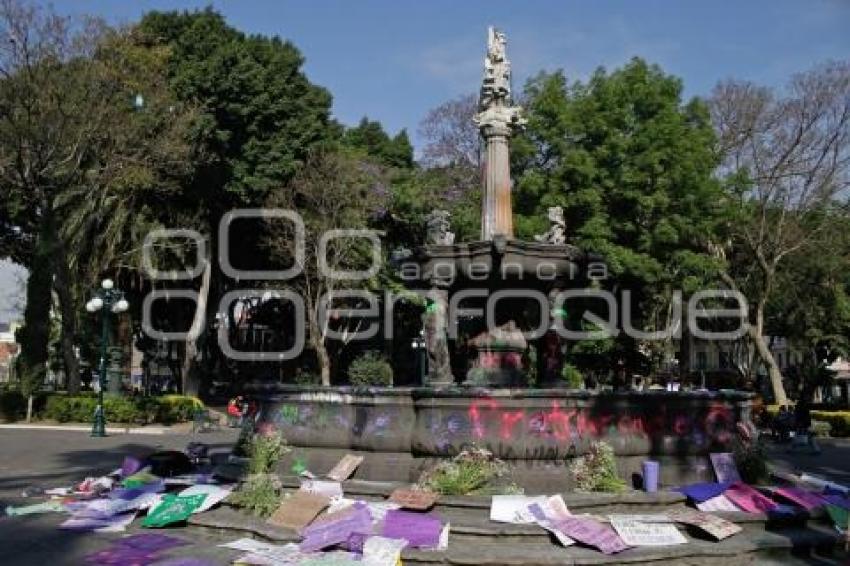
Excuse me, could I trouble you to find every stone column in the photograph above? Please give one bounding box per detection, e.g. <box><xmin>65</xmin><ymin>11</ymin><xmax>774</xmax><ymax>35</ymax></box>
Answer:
<box><xmin>481</xmin><ymin>123</ymin><xmax>514</xmax><ymax>240</ymax></box>
<box><xmin>423</xmin><ymin>286</ymin><xmax>454</xmax><ymax>386</ymax></box>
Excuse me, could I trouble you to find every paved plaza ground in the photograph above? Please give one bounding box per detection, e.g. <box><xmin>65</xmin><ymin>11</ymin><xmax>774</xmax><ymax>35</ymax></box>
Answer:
<box><xmin>0</xmin><ymin>428</ymin><xmax>847</xmax><ymax>564</ymax></box>
<box><xmin>0</xmin><ymin>428</ymin><xmax>243</xmax><ymax>565</ymax></box>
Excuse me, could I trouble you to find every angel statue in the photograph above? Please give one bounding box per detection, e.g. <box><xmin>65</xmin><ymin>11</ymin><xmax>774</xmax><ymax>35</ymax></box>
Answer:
<box><xmin>534</xmin><ymin>206</ymin><xmax>567</xmax><ymax>245</ymax></box>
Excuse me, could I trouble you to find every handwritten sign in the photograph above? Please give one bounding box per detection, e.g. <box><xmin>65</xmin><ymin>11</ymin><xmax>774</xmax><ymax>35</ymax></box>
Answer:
<box><xmin>326</xmin><ymin>454</ymin><xmax>364</xmax><ymax>482</ymax></box>
<box><xmin>489</xmin><ymin>495</ymin><xmax>548</xmax><ymax>524</ymax></box>
<box><xmin>389</xmin><ymin>488</ymin><xmax>437</xmax><ymax>510</ymax></box>
<box><xmin>552</xmin><ymin>516</ymin><xmax>630</xmax><ymax>554</ymax></box>
<box><xmin>609</xmin><ymin>516</ymin><xmax>687</xmax><ymax>546</ymax></box>
<box><xmin>668</xmin><ymin>509</ymin><xmax>741</xmax><ymax>540</ymax></box>
<box><xmin>267</xmin><ymin>490</ymin><xmax>330</xmax><ymax>530</ymax></box>
<box><xmin>710</xmin><ymin>453</ymin><xmax>742</xmax><ymax>483</ymax></box>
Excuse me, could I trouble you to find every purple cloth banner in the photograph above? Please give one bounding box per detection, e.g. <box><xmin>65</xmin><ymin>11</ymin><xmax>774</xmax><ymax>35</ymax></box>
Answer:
<box><xmin>118</xmin><ymin>534</ymin><xmax>189</xmax><ymax>552</ymax></box>
<box><xmin>552</xmin><ymin>516</ymin><xmax>629</xmax><ymax>554</ymax></box>
<box><xmin>675</xmin><ymin>482</ymin><xmax>732</xmax><ymax>503</ymax></box>
<box><xmin>381</xmin><ymin>510</ymin><xmax>442</xmax><ymax>548</ymax></box>
<box><xmin>299</xmin><ymin>505</ymin><xmax>373</xmax><ymax>553</ymax></box>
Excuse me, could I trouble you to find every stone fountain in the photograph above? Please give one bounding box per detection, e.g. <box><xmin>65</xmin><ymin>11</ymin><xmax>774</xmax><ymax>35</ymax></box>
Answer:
<box><xmin>412</xmin><ymin>26</ymin><xmax>583</xmax><ymax>388</ymax></box>
<box><xmin>250</xmin><ymin>28</ymin><xmax>754</xmax><ymax>490</ymax></box>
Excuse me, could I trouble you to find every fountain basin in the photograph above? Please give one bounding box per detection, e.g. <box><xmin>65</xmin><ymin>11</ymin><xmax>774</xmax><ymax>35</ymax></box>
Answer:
<box><xmin>249</xmin><ymin>384</ymin><xmax>753</xmax><ymax>490</ymax></box>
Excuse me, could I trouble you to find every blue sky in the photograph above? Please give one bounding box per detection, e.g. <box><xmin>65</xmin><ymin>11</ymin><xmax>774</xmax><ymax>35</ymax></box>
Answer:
<box><xmin>48</xmin><ymin>0</ymin><xmax>850</xmax><ymax>148</ymax></box>
<box><xmin>2</xmin><ymin>0</ymin><xmax>849</xmax><ymax>318</ymax></box>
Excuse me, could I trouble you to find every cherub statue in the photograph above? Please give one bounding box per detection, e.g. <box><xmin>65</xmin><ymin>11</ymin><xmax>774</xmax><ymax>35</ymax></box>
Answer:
<box><xmin>534</xmin><ymin>206</ymin><xmax>566</xmax><ymax>244</ymax></box>
<box><xmin>425</xmin><ymin>210</ymin><xmax>455</xmax><ymax>245</ymax></box>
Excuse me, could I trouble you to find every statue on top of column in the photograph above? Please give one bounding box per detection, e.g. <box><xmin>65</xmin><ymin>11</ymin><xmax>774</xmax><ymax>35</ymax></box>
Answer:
<box><xmin>475</xmin><ymin>26</ymin><xmax>525</xmax><ymax>132</ymax></box>
<box><xmin>481</xmin><ymin>27</ymin><xmax>511</xmax><ymax>107</ymax></box>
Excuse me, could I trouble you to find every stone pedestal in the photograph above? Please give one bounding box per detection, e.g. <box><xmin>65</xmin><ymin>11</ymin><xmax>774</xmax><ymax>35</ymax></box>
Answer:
<box><xmin>481</xmin><ymin>124</ymin><xmax>514</xmax><ymax>240</ymax></box>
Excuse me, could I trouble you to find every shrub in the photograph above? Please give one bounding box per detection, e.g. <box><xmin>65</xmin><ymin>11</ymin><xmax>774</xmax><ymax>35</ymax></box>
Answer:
<box><xmin>156</xmin><ymin>395</ymin><xmax>203</xmax><ymax>424</ymax></box>
<box><xmin>561</xmin><ymin>363</ymin><xmax>584</xmax><ymax>389</ymax></box>
<box><xmin>247</xmin><ymin>430</ymin><xmax>289</xmax><ymax>475</ymax></box>
<box><xmin>0</xmin><ymin>390</ymin><xmax>25</xmax><ymax>421</ymax></box>
<box><xmin>229</xmin><ymin>473</ymin><xmax>282</xmax><ymax>518</ymax></box>
<box><xmin>569</xmin><ymin>441</ymin><xmax>626</xmax><ymax>492</ymax></box>
<box><xmin>293</xmin><ymin>368</ymin><xmax>320</xmax><ymax>385</ymax></box>
<box><xmin>348</xmin><ymin>351</ymin><xmax>393</xmax><ymax>387</ymax></box>
<box><xmin>41</xmin><ymin>394</ymin><xmax>201</xmax><ymax>424</ymax></box>
<box><xmin>230</xmin><ymin>431</ymin><xmax>290</xmax><ymax>517</ymax></box>
<box><xmin>811</xmin><ymin>420</ymin><xmax>832</xmax><ymax>437</ymax></box>
<box><xmin>733</xmin><ymin>435</ymin><xmax>769</xmax><ymax>484</ymax></box>
<box><xmin>417</xmin><ymin>446</ymin><xmax>520</xmax><ymax>496</ymax></box>
<box><xmin>812</xmin><ymin>411</ymin><xmax>850</xmax><ymax>437</ymax></box>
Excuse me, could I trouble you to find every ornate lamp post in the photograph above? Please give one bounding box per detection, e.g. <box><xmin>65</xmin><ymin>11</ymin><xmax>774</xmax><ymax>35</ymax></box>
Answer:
<box><xmin>411</xmin><ymin>330</ymin><xmax>427</xmax><ymax>386</ymax></box>
<box><xmin>85</xmin><ymin>278</ymin><xmax>129</xmax><ymax>437</ymax></box>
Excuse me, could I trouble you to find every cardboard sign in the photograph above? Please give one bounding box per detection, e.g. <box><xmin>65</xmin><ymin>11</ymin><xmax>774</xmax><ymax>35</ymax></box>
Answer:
<box><xmin>696</xmin><ymin>494</ymin><xmax>741</xmax><ymax>512</ymax></box>
<box><xmin>552</xmin><ymin>516</ymin><xmax>630</xmax><ymax>554</ymax></box>
<box><xmin>710</xmin><ymin>453</ymin><xmax>742</xmax><ymax>483</ymax></box>
<box><xmin>723</xmin><ymin>483</ymin><xmax>778</xmax><ymax>514</ymax></box>
<box><xmin>668</xmin><ymin>508</ymin><xmax>742</xmax><ymax>540</ymax></box>
<box><xmin>609</xmin><ymin>517</ymin><xmax>687</xmax><ymax>546</ymax></box>
<box><xmin>326</xmin><ymin>454</ymin><xmax>364</xmax><ymax>482</ymax></box>
<box><xmin>389</xmin><ymin>488</ymin><xmax>437</xmax><ymax>510</ymax></box>
<box><xmin>267</xmin><ymin>490</ymin><xmax>330</xmax><ymax>531</ymax></box>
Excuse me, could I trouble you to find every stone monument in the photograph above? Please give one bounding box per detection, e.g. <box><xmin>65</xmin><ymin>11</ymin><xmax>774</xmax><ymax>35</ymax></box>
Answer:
<box><xmin>249</xmin><ymin>27</ymin><xmax>755</xmax><ymax>491</ymax></box>
<box><xmin>475</xmin><ymin>26</ymin><xmax>526</xmax><ymax>240</ymax></box>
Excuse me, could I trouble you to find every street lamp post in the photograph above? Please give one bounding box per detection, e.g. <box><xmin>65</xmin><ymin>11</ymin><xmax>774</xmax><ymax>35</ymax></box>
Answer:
<box><xmin>85</xmin><ymin>278</ymin><xmax>129</xmax><ymax>437</ymax></box>
<box><xmin>412</xmin><ymin>330</ymin><xmax>427</xmax><ymax>386</ymax></box>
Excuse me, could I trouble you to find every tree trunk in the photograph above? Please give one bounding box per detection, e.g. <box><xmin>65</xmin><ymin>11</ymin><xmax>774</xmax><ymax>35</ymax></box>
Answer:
<box><xmin>181</xmin><ymin>259</ymin><xmax>211</xmax><ymax>398</ymax></box>
<box><xmin>52</xmin><ymin>240</ymin><xmax>80</xmax><ymax>394</ymax></box>
<box><xmin>316</xmin><ymin>338</ymin><xmax>331</xmax><ymax>386</ymax></box>
<box><xmin>26</xmin><ymin>395</ymin><xmax>33</xmax><ymax>423</ymax></box>
<box><xmin>749</xmin><ymin>302</ymin><xmax>788</xmax><ymax>405</ymax></box>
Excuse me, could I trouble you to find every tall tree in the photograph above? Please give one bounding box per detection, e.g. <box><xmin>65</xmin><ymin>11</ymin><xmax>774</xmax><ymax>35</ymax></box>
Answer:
<box><xmin>343</xmin><ymin>117</ymin><xmax>414</xmax><ymax>169</ymax></box>
<box><xmin>513</xmin><ymin>60</ymin><xmax>725</xmax><ymax>374</ymax></box>
<box><xmin>0</xmin><ymin>0</ymin><xmax>116</xmax><ymax>393</ymax></box>
<box><xmin>710</xmin><ymin>61</ymin><xmax>850</xmax><ymax>404</ymax></box>
<box><xmin>131</xmin><ymin>8</ymin><xmax>335</xmax><ymax>394</ymax></box>
<box><xmin>265</xmin><ymin>148</ymin><xmax>389</xmax><ymax>385</ymax></box>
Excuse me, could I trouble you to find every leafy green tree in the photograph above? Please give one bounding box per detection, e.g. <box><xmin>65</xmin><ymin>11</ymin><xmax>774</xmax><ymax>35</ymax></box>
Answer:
<box><xmin>14</xmin><ymin>221</ymin><xmax>51</xmax><ymax>420</ymax></box>
<box><xmin>115</xmin><ymin>8</ymin><xmax>338</xmax><ymax>394</ymax></box>
<box><xmin>764</xmin><ymin>209</ymin><xmax>850</xmax><ymax>395</ymax></box>
<box><xmin>265</xmin><ymin>148</ymin><xmax>390</xmax><ymax>385</ymax></box>
<box><xmin>137</xmin><ymin>8</ymin><xmax>333</xmax><ymax>209</ymax></box>
<box><xmin>0</xmin><ymin>1</ymin><xmax>119</xmax><ymax>394</ymax></box>
<box><xmin>513</xmin><ymin>60</ymin><xmax>725</xmax><ymax>375</ymax></box>
<box><xmin>342</xmin><ymin>117</ymin><xmax>414</xmax><ymax>169</ymax></box>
